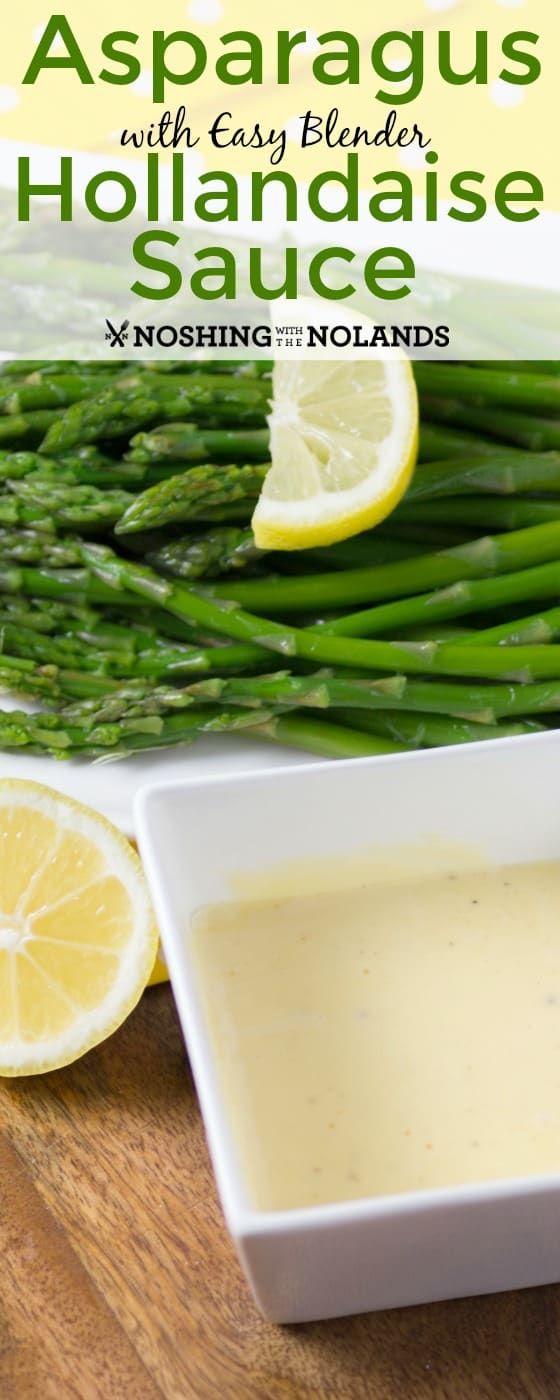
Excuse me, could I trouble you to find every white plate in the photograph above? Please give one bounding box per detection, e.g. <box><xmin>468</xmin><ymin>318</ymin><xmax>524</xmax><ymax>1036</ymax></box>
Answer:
<box><xmin>0</xmin><ymin>736</ymin><xmax>318</xmax><ymax>833</ymax></box>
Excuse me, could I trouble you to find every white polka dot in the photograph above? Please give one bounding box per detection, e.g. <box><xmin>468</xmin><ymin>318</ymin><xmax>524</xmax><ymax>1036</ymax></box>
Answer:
<box><xmin>286</xmin><ymin>117</ymin><xmax>303</xmax><ymax>144</ymax></box>
<box><xmin>187</xmin><ymin>0</ymin><xmax>223</xmax><ymax>21</ymax></box>
<box><xmin>399</xmin><ymin>145</ymin><xmax>429</xmax><ymax>170</ymax></box>
<box><xmin>0</xmin><ymin>86</ymin><xmax>19</xmax><ymax>113</ymax></box>
<box><xmin>132</xmin><ymin>71</ymin><xmax>154</xmax><ymax>97</ymax></box>
<box><xmin>490</xmin><ymin>78</ymin><xmax>525</xmax><ymax>107</ymax></box>
<box><xmin>32</xmin><ymin>21</ymin><xmax>66</xmax><ymax>49</ymax></box>
<box><xmin>383</xmin><ymin>43</ymin><xmax>414</xmax><ymax>72</ymax></box>
<box><xmin>424</xmin><ymin>0</ymin><xmax>459</xmax><ymax>10</ymax></box>
<box><xmin>301</xmin><ymin>31</ymin><xmax>320</xmax><ymax>55</ymax></box>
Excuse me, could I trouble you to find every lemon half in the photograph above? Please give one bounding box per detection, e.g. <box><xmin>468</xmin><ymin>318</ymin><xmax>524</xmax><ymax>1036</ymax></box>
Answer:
<box><xmin>252</xmin><ymin>351</ymin><xmax>418</xmax><ymax>551</ymax></box>
<box><xmin>0</xmin><ymin>780</ymin><xmax>158</xmax><ymax>1076</ymax></box>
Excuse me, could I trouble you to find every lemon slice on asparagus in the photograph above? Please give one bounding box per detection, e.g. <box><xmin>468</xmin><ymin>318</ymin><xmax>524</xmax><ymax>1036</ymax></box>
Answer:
<box><xmin>0</xmin><ymin>780</ymin><xmax>158</xmax><ymax>1076</ymax></box>
<box><xmin>252</xmin><ymin>349</ymin><xmax>418</xmax><ymax>550</ymax></box>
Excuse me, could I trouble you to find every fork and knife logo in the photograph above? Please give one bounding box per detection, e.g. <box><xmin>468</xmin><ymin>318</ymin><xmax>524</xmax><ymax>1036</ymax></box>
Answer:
<box><xmin>105</xmin><ymin>319</ymin><xmax>130</xmax><ymax>348</ymax></box>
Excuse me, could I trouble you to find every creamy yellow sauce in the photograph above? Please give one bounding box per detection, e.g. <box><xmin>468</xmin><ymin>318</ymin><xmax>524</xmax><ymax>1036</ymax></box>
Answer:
<box><xmin>191</xmin><ymin>861</ymin><xmax>560</xmax><ymax>1211</ymax></box>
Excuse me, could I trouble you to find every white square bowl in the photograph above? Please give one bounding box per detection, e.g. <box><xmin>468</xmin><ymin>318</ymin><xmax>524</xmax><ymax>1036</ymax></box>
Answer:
<box><xmin>135</xmin><ymin>731</ymin><xmax>560</xmax><ymax>1324</ymax></box>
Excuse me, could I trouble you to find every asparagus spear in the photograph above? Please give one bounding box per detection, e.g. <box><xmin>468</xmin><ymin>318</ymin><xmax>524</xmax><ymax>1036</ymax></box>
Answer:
<box><xmin>127</xmin><ymin>423</ymin><xmax>271</xmax><ymax>465</ymax></box>
<box><xmin>0</xmin><ymin>450</ymin><xmax>139</xmax><ymax>490</ymax></box>
<box><xmin>330</xmin><ymin>708</ymin><xmax>543</xmax><ymax>747</ymax></box>
<box><xmin>250</xmin><ymin>714</ymin><xmax>403</xmax><ymax>759</ymax></box>
<box><xmin>318</xmin><ymin>560</ymin><xmax>560</xmax><ymax>639</ymax></box>
<box><xmin>0</xmin><ymin>597</ymin><xmax>90</xmax><ymax>634</ymax></box>
<box><xmin>129</xmin><ymin>421</ymin><xmax>493</xmax><ymax>469</ymax></box>
<box><xmin>0</xmin><ymin>623</ymin><xmax>137</xmax><ymax>673</ymax></box>
<box><xmin>404</xmin><ymin>452</ymin><xmax>560</xmax><ymax>501</ymax></box>
<box><xmin>4</xmin><ymin>619</ymin><xmax>268</xmax><ymax>682</ymax></box>
<box><xmin>457</xmin><ymin>607</ymin><xmax>560</xmax><ymax>647</ymax></box>
<box><xmin>205</xmin><ymin>521</ymin><xmax>560</xmax><ymax>612</ymax></box>
<box><xmin>8</xmin><ymin>479</ymin><xmax>134</xmax><ymax>530</ymax></box>
<box><xmin>378</xmin><ymin>523</ymin><xmax>476</xmax><ymax>548</ymax></box>
<box><xmin>393</xmin><ymin>498</ymin><xmax>560</xmax><ymax>532</ymax></box>
<box><xmin>0</xmin><ymin>703</ymin><xmax>278</xmax><ymax>758</ymax></box>
<box><xmin>76</xmin><ymin>541</ymin><xmax>560</xmax><ymax>682</ymax></box>
<box><xmin>0</xmin><ymin>445</ymin><xmax>156</xmax><ymax>489</ymax></box>
<box><xmin>185</xmin><ymin>672</ymin><xmax>560</xmax><ymax>723</ymax></box>
<box><xmin>476</xmin><ymin>361</ymin><xmax>560</xmax><ymax>376</ymax></box>
<box><xmin>16</xmin><ymin>662</ymin><xmax>560</xmax><ymax>732</ymax></box>
<box><xmin>0</xmin><ymin>498</ymin><xmax>55</xmax><ymax>528</ymax></box>
<box><xmin>36</xmin><ymin>454</ymin><xmax>152</xmax><ymax>489</ymax></box>
<box><xmin>317</xmin><ymin>538</ymin><xmax>433</xmax><ymax>571</ymax></box>
<box><xmin>139</xmin><ymin>360</ymin><xmax>272</xmax><ymax>378</ymax></box>
<box><xmin>418</xmin><ymin>423</ymin><xmax>499</xmax><ymax>462</ymax></box>
<box><xmin>0</xmin><ymin>451</ymin><xmax>50</xmax><ymax>481</ymax></box>
<box><xmin>56</xmin><ymin>607</ymin><xmax>203</xmax><ymax>651</ymax></box>
<box><xmin>116</xmin><ymin>464</ymin><xmax>268</xmax><ymax>534</ymax></box>
<box><xmin>3</xmin><ymin>626</ymin><xmax>260</xmax><ymax>684</ymax></box>
<box><xmin>0</xmin><ymin>374</ymin><xmax>114</xmax><ymax>415</ymax></box>
<box><xmin>0</xmin><ymin>647</ymin><xmax>258</xmax><ymax>704</ymax></box>
<box><xmin>414</xmin><ymin>364</ymin><xmax>560</xmax><ymax>413</ymax></box>
<box><xmin>0</xmin><ymin>597</ymin><xmax>168</xmax><ymax>648</ymax></box>
<box><xmin>0</xmin><ymin>358</ymin><xmax>270</xmax><ymax>379</ymax></box>
<box><xmin>421</xmin><ymin>396</ymin><xmax>560</xmax><ymax>452</ymax></box>
<box><xmin>123</xmin><ymin>394</ymin><xmax>505</xmax><ymax>476</ymax></box>
<box><xmin>0</xmin><ymin>410</ymin><xmax>66</xmax><ymax>447</ymax></box>
<box><xmin>376</xmin><ymin>523</ymin><xmax>474</xmax><ymax>549</ymax></box>
<box><xmin>146</xmin><ymin>528</ymin><xmax>419</xmax><ymax>583</ymax></box>
<box><xmin>0</xmin><ymin>565</ymin><xmax>141</xmax><ymax>607</ymax></box>
<box><xmin>119</xmin><ymin>371</ymin><xmax>270</xmax><ymax>398</ymax></box>
<box><xmin>41</xmin><ymin>378</ymin><xmax>270</xmax><ymax>453</ymax></box>
<box><xmin>0</xmin><ymin>702</ymin><xmax>400</xmax><ymax>761</ymax></box>
<box><xmin>128</xmin><ymin>420</ymin><xmax>495</xmax><ymax>476</ymax></box>
<box><xmin>147</xmin><ymin>527</ymin><xmax>265</xmax><ymax>580</ymax></box>
<box><xmin>0</xmin><ymin>567</ymin><xmax>229</xmax><ymax>646</ymax></box>
<box><xmin>0</xmin><ymin>530</ymin><xmax>85</xmax><ymax>566</ymax></box>
<box><xmin>0</xmin><ymin>610</ymin><xmax>271</xmax><ymax>689</ymax></box>
<box><xmin>10</xmin><ymin>641</ymin><xmax>560</xmax><ymax>742</ymax></box>
<box><xmin>0</xmin><ymin>360</ymin><xmax>88</xmax><ymax>376</ymax></box>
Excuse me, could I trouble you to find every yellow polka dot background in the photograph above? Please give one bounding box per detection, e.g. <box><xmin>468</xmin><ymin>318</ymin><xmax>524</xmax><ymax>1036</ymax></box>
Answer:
<box><xmin>0</xmin><ymin>0</ymin><xmax>556</xmax><ymax>205</ymax></box>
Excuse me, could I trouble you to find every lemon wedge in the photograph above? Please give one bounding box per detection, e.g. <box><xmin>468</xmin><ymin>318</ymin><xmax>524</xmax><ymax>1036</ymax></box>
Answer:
<box><xmin>0</xmin><ymin>779</ymin><xmax>158</xmax><ymax>1076</ymax></box>
<box><xmin>252</xmin><ymin>351</ymin><xmax>418</xmax><ymax>551</ymax></box>
<box><xmin>148</xmin><ymin>946</ymin><xmax>169</xmax><ymax>987</ymax></box>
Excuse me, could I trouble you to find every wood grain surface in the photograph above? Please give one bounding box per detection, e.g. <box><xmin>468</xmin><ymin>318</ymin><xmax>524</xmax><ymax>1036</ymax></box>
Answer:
<box><xmin>1</xmin><ymin>986</ymin><xmax>559</xmax><ymax>1400</ymax></box>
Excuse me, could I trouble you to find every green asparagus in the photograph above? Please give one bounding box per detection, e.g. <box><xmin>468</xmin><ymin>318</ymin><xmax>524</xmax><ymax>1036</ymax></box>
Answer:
<box><xmin>24</xmin><ymin>665</ymin><xmax>560</xmax><ymax>729</ymax></box>
<box><xmin>206</xmin><ymin>521</ymin><xmax>560</xmax><ymax>612</ymax></box>
<box><xmin>0</xmin><ymin>373</ymin><xmax>114</xmax><ymax>415</ymax></box>
<box><xmin>76</xmin><ymin>541</ymin><xmax>560</xmax><ymax>683</ymax></box>
<box><xmin>116</xmin><ymin>464</ymin><xmax>268</xmax><ymax>534</ymax></box>
<box><xmin>0</xmin><ymin>410</ymin><xmax>67</xmax><ymax>447</ymax></box>
<box><xmin>404</xmin><ymin>452</ymin><xmax>560</xmax><ymax>501</ymax></box>
<box><xmin>0</xmin><ymin>702</ymin><xmax>400</xmax><ymax>761</ymax></box>
<box><xmin>41</xmin><ymin>377</ymin><xmax>270</xmax><ymax>453</ymax></box>
<box><xmin>127</xmin><ymin>423</ymin><xmax>270</xmax><ymax>465</ymax></box>
<box><xmin>147</xmin><ymin>527</ymin><xmax>265</xmax><ymax>580</ymax></box>
<box><xmin>317</xmin><ymin>560</ymin><xmax>560</xmax><ymax>639</ymax></box>
<box><xmin>418</xmin><ymin>423</ymin><xmax>499</xmax><ymax>462</ymax></box>
<box><xmin>421</xmin><ymin>396</ymin><xmax>560</xmax><ymax>452</ymax></box>
<box><xmin>330</xmin><ymin>708</ymin><xmax>543</xmax><ymax>748</ymax></box>
<box><xmin>393</xmin><ymin>498</ymin><xmax>560</xmax><ymax>532</ymax></box>
<box><xmin>457</xmin><ymin>607</ymin><xmax>560</xmax><ymax>648</ymax></box>
<box><xmin>415</xmin><ymin>364</ymin><xmax>560</xmax><ymax>413</ymax></box>
<box><xmin>8</xmin><ymin>479</ymin><xmax>134</xmax><ymax>530</ymax></box>
<box><xmin>1</xmin><ymin>354</ymin><xmax>560</xmax><ymax>768</ymax></box>
<box><xmin>0</xmin><ymin>530</ymin><xmax>85</xmax><ymax>567</ymax></box>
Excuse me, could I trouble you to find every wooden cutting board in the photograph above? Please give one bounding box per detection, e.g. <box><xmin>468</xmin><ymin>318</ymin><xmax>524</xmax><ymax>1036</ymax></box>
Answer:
<box><xmin>1</xmin><ymin>986</ymin><xmax>559</xmax><ymax>1399</ymax></box>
